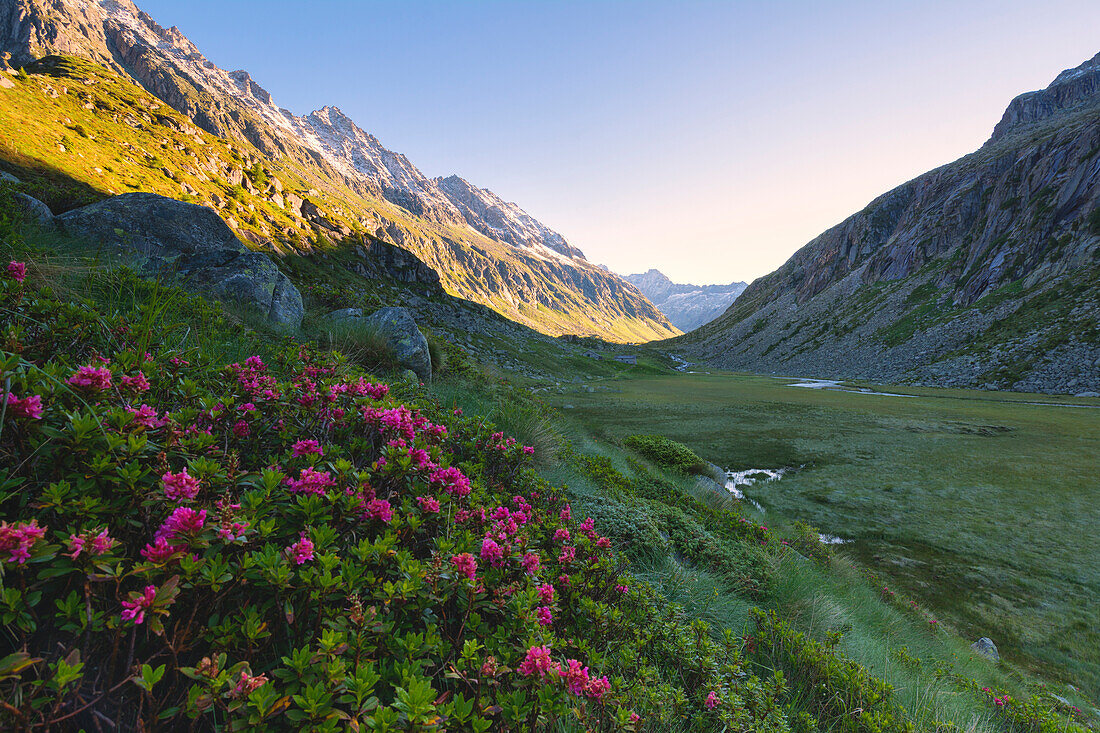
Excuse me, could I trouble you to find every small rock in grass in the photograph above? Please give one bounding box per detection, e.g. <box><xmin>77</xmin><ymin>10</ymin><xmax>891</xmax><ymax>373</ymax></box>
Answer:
<box><xmin>971</xmin><ymin>637</ymin><xmax>999</xmax><ymax>661</ymax></box>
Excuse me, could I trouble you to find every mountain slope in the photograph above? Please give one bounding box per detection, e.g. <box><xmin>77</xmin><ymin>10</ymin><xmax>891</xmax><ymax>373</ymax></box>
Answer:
<box><xmin>624</xmin><ymin>269</ymin><xmax>747</xmax><ymax>331</ymax></box>
<box><xmin>0</xmin><ymin>0</ymin><xmax>676</xmax><ymax>342</ymax></box>
<box><xmin>677</xmin><ymin>52</ymin><xmax>1100</xmax><ymax>394</ymax></box>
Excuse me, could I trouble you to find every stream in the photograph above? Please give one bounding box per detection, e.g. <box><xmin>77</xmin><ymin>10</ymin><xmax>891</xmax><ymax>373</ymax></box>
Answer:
<box><xmin>785</xmin><ymin>377</ymin><xmax>915</xmax><ymax>397</ymax></box>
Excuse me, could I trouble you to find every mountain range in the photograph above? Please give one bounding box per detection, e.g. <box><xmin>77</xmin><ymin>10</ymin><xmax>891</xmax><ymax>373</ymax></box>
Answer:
<box><xmin>623</xmin><ymin>269</ymin><xmax>747</xmax><ymax>332</ymax></box>
<box><xmin>676</xmin><ymin>51</ymin><xmax>1100</xmax><ymax>394</ymax></box>
<box><xmin>0</xmin><ymin>0</ymin><xmax>676</xmax><ymax>342</ymax></box>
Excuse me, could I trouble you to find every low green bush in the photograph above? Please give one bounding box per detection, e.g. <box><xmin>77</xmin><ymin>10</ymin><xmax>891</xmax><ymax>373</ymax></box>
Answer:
<box><xmin>751</xmin><ymin>609</ymin><xmax>916</xmax><ymax>733</ymax></box>
<box><xmin>624</xmin><ymin>434</ymin><xmax>709</xmax><ymax>475</ymax></box>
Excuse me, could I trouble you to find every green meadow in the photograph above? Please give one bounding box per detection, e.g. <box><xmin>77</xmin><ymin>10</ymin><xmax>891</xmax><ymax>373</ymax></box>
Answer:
<box><xmin>541</xmin><ymin>372</ymin><xmax>1100</xmax><ymax>701</ymax></box>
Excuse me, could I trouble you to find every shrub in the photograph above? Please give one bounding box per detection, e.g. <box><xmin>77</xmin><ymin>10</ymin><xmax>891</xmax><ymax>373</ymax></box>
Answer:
<box><xmin>624</xmin><ymin>434</ymin><xmax>709</xmax><ymax>475</ymax></box>
<box><xmin>751</xmin><ymin>609</ymin><xmax>916</xmax><ymax>733</ymax></box>
<box><xmin>789</xmin><ymin>521</ymin><xmax>832</xmax><ymax>566</ymax></box>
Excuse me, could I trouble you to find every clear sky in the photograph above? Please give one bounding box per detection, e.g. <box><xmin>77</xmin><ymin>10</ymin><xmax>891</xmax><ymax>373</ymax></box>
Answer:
<box><xmin>140</xmin><ymin>0</ymin><xmax>1100</xmax><ymax>284</ymax></box>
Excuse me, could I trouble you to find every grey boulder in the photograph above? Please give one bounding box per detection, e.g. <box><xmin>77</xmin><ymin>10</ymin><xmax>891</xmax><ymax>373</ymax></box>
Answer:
<box><xmin>321</xmin><ymin>306</ymin><xmax>432</xmax><ymax>381</ymax></box>
<box><xmin>364</xmin><ymin>307</ymin><xmax>432</xmax><ymax>381</ymax></box>
<box><xmin>12</xmin><ymin>192</ymin><xmax>54</xmax><ymax>228</ymax></box>
<box><xmin>57</xmin><ymin>193</ymin><xmax>303</xmax><ymax>328</ymax></box>
<box><xmin>970</xmin><ymin>637</ymin><xmax>999</xmax><ymax>661</ymax></box>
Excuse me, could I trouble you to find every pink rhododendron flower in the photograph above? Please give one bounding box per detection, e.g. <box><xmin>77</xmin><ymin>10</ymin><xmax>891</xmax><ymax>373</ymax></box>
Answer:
<box><xmin>522</xmin><ymin>445</ymin><xmax>535</xmax><ymax>455</ymax></box>
<box><xmin>480</xmin><ymin>537</ymin><xmax>505</xmax><ymax>565</ymax></box>
<box><xmin>141</xmin><ymin>537</ymin><xmax>184</xmax><ymax>563</ymax></box>
<box><xmin>155</xmin><ymin>507</ymin><xmax>206</xmax><ymax>541</ymax></box>
<box><xmin>292</xmin><ymin>439</ymin><xmax>323</xmax><ymax>457</ymax></box>
<box><xmin>363</xmin><ymin>499</ymin><xmax>392</xmax><ymax>522</ymax></box>
<box><xmin>705</xmin><ymin>691</ymin><xmax>719</xmax><ymax>709</ymax></box>
<box><xmin>450</xmin><ymin>552</ymin><xmax>477</xmax><ymax>580</ymax></box>
<box><xmin>65</xmin><ymin>534</ymin><xmax>85</xmax><ymax>560</ymax></box>
<box><xmin>616</xmin><ymin>584</ymin><xmax>629</xmax><ymax>594</ymax></box>
<box><xmin>232</xmin><ymin>419</ymin><xmax>250</xmax><ymax>437</ymax></box>
<box><xmin>558</xmin><ymin>546</ymin><xmax>576</xmax><ymax>565</ymax></box>
<box><xmin>521</xmin><ymin>552</ymin><xmax>541</xmax><ymax>575</ymax></box>
<box><xmin>586</xmin><ymin>675</ymin><xmax>611</xmax><ymax>700</ymax></box>
<box><xmin>288</xmin><ymin>532</ymin><xmax>314</xmax><ymax>565</ymax></box>
<box><xmin>121</xmin><ymin>585</ymin><xmax>157</xmax><ymax>625</ymax></box>
<box><xmin>557</xmin><ymin>659</ymin><xmax>611</xmax><ymax>699</ymax></box>
<box><xmin>120</xmin><ymin>372</ymin><xmax>150</xmax><ymax>392</ymax></box>
<box><xmin>537</xmin><ymin>583</ymin><xmax>555</xmax><ymax>603</ymax></box>
<box><xmin>126</xmin><ymin>404</ymin><xmax>161</xmax><ymax>429</ymax></box>
<box><xmin>416</xmin><ymin>496</ymin><xmax>440</xmax><ymax>513</ymax></box>
<box><xmin>560</xmin><ymin>659</ymin><xmax>591</xmax><ymax>695</ymax></box>
<box><xmin>216</xmin><ymin>520</ymin><xmax>250</xmax><ymax>543</ymax></box>
<box><xmin>0</xmin><ymin>520</ymin><xmax>46</xmax><ymax>564</ymax></box>
<box><xmin>560</xmin><ymin>504</ymin><xmax>572</xmax><ymax>522</ymax></box>
<box><xmin>553</xmin><ymin>528</ymin><xmax>570</xmax><ymax>542</ymax></box>
<box><xmin>518</xmin><ymin>645</ymin><xmax>560</xmax><ymax>678</ymax></box>
<box><xmin>596</xmin><ymin>536</ymin><xmax>611</xmax><ymax>549</ymax></box>
<box><xmin>67</xmin><ymin>528</ymin><xmax>115</xmax><ymax>559</ymax></box>
<box><xmin>66</xmin><ymin>365</ymin><xmax>112</xmax><ymax>391</ymax></box>
<box><xmin>4</xmin><ymin>393</ymin><xmax>43</xmax><ymax>420</ymax></box>
<box><xmin>162</xmin><ymin>469</ymin><xmax>201</xmax><ymax>502</ymax></box>
<box><xmin>536</xmin><ymin>606</ymin><xmax>553</xmax><ymax>626</ymax></box>
<box><xmin>7</xmin><ymin>261</ymin><xmax>26</xmax><ymax>282</ymax></box>
<box><xmin>430</xmin><ymin>466</ymin><xmax>471</xmax><ymax>497</ymax></box>
<box><xmin>284</xmin><ymin>467</ymin><xmax>335</xmax><ymax>495</ymax></box>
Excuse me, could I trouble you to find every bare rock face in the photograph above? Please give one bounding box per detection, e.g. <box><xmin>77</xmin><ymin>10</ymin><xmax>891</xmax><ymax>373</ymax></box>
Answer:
<box><xmin>10</xmin><ymin>192</ymin><xmax>54</xmax><ymax>228</ymax></box>
<box><xmin>970</xmin><ymin>638</ymin><xmax>1000</xmax><ymax>662</ymax></box>
<box><xmin>992</xmin><ymin>51</ymin><xmax>1100</xmax><ymax>141</ymax></box>
<box><xmin>57</xmin><ymin>193</ymin><xmax>303</xmax><ymax>328</ymax></box>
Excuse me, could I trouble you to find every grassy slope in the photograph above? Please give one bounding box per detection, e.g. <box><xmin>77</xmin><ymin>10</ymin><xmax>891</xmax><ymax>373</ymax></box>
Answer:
<box><xmin>0</xmin><ymin>56</ymin><xmax>674</xmax><ymax>343</ymax></box>
<box><xmin>536</xmin><ymin>372</ymin><xmax>1100</xmax><ymax>704</ymax></box>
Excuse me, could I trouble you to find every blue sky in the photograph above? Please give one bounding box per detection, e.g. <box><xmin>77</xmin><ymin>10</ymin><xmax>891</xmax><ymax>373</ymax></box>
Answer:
<box><xmin>140</xmin><ymin>0</ymin><xmax>1100</xmax><ymax>283</ymax></box>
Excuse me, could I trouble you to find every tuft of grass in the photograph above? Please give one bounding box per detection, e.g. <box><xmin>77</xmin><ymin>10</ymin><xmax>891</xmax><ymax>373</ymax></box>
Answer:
<box><xmin>317</xmin><ymin>320</ymin><xmax>399</xmax><ymax>375</ymax></box>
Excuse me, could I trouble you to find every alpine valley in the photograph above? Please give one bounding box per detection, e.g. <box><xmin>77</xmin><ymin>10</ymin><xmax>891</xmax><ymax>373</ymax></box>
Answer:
<box><xmin>1</xmin><ymin>1</ymin><xmax>1099</xmax><ymax>732</ymax></box>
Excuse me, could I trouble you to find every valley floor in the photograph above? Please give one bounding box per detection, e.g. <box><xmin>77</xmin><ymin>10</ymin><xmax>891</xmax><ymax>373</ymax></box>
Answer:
<box><xmin>537</xmin><ymin>371</ymin><xmax>1100</xmax><ymax>703</ymax></box>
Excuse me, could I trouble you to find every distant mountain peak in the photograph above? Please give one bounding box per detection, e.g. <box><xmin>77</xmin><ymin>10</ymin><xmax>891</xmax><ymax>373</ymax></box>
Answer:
<box><xmin>624</xmin><ymin>270</ymin><xmax>747</xmax><ymax>331</ymax></box>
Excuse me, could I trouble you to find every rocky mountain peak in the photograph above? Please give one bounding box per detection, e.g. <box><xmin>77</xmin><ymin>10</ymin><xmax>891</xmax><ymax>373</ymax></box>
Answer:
<box><xmin>990</xmin><ymin>50</ymin><xmax>1100</xmax><ymax>141</ymax></box>
<box><xmin>624</xmin><ymin>270</ymin><xmax>747</xmax><ymax>332</ymax></box>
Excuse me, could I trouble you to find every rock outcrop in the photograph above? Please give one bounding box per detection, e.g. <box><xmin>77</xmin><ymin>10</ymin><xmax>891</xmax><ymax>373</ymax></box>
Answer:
<box><xmin>58</xmin><ymin>193</ymin><xmax>303</xmax><ymax>327</ymax></box>
<box><xmin>678</xmin><ymin>51</ymin><xmax>1100</xmax><ymax>394</ymax></box>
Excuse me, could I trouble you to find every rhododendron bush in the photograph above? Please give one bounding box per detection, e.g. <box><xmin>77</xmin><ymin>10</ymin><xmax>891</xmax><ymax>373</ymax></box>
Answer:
<box><xmin>0</xmin><ymin>267</ymin><xmax>789</xmax><ymax>731</ymax></box>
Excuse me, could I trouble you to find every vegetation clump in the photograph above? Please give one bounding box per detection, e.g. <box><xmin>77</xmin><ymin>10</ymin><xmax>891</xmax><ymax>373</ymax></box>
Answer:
<box><xmin>624</xmin><ymin>434</ymin><xmax>709</xmax><ymax>475</ymax></box>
